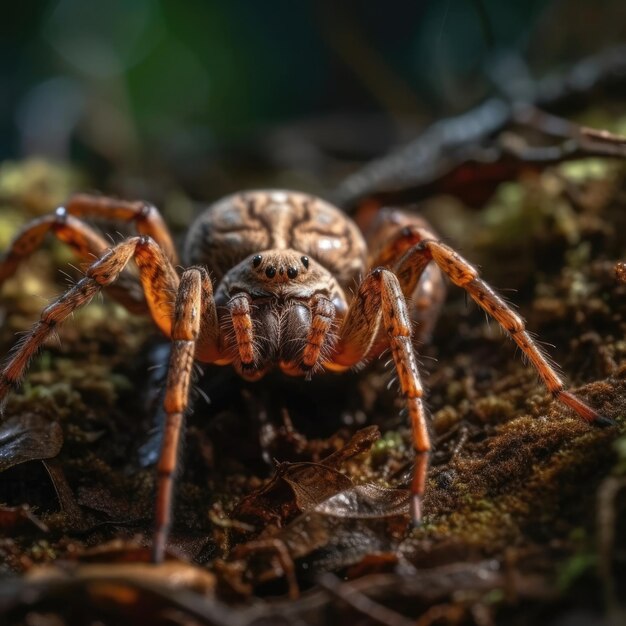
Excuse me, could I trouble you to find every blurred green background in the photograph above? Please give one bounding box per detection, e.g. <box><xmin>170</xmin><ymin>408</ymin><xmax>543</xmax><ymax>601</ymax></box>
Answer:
<box><xmin>1</xmin><ymin>0</ymin><xmax>624</xmax><ymax>198</ymax></box>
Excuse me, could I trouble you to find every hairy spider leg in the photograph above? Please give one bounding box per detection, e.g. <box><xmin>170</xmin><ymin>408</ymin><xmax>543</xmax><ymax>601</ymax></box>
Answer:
<box><xmin>328</xmin><ymin>228</ymin><xmax>612</xmax><ymax>526</ymax></box>
<box><xmin>0</xmin><ymin>209</ymin><xmax>148</xmax><ymax>313</ymax></box>
<box><xmin>65</xmin><ymin>194</ymin><xmax>178</xmax><ymax>264</ymax></box>
<box><xmin>396</xmin><ymin>238</ymin><xmax>614</xmax><ymax>426</ymax></box>
<box><xmin>300</xmin><ymin>294</ymin><xmax>336</xmax><ymax>372</ymax></box>
<box><xmin>365</xmin><ymin>208</ymin><xmax>446</xmax><ymax>346</ymax></box>
<box><xmin>1</xmin><ymin>226</ymin><xmax>222</xmax><ymax>562</ymax></box>
<box><xmin>327</xmin><ymin>268</ymin><xmax>430</xmax><ymax>524</ymax></box>
<box><xmin>153</xmin><ymin>266</ymin><xmax>219</xmax><ymax>563</ymax></box>
<box><xmin>0</xmin><ymin>236</ymin><xmax>179</xmax><ymax>405</ymax></box>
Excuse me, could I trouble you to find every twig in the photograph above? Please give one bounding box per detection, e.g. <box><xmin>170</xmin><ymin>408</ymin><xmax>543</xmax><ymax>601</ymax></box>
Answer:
<box><xmin>317</xmin><ymin>572</ymin><xmax>416</xmax><ymax>626</ymax></box>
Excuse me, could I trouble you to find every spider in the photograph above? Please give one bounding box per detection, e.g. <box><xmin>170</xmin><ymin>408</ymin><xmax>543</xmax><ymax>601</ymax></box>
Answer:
<box><xmin>0</xmin><ymin>190</ymin><xmax>611</xmax><ymax>563</ymax></box>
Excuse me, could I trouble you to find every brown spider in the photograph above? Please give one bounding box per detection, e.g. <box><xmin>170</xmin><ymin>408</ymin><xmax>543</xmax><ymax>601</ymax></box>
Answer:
<box><xmin>0</xmin><ymin>190</ymin><xmax>611</xmax><ymax>562</ymax></box>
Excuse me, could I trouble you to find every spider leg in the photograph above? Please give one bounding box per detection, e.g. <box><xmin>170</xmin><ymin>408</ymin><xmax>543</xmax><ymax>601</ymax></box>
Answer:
<box><xmin>153</xmin><ymin>267</ymin><xmax>217</xmax><ymax>563</ymax></box>
<box><xmin>365</xmin><ymin>207</ymin><xmax>436</xmax><ymax>268</ymax></box>
<box><xmin>228</xmin><ymin>294</ymin><xmax>256</xmax><ymax>372</ymax></box>
<box><xmin>301</xmin><ymin>294</ymin><xmax>336</xmax><ymax>372</ymax></box>
<box><xmin>397</xmin><ymin>238</ymin><xmax>613</xmax><ymax>426</ymax></box>
<box><xmin>329</xmin><ymin>268</ymin><xmax>430</xmax><ymax>524</ymax></box>
<box><xmin>0</xmin><ymin>208</ymin><xmax>147</xmax><ymax>313</ymax></box>
<box><xmin>0</xmin><ymin>236</ymin><xmax>180</xmax><ymax>405</ymax></box>
<box><xmin>365</xmin><ymin>208</ymin><xmax>446</xmax><ymax>346</ymax></box>
<box><xmin>65</xmin><ymin>193</ymin><xmax>178</xmax><ymax>263</ymax></box>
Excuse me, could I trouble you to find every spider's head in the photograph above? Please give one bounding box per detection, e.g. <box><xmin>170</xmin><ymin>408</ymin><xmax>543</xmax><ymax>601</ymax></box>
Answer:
<box><xmin>248</xmin><ymin>250</ymin><xmax>312</xmax><ymax>285</ymax></box>
<box><xmin>215</xmin><ymin>250</ymin><xmax>347</xmax><ymax>378</ymax></box>
<box><xmin>217</xmin><ymin>249</ymin><xmax>343</xmax><ymax>301</ymax></box>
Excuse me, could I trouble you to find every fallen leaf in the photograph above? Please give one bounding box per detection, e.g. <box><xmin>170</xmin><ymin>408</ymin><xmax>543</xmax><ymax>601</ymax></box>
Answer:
<box><xmin>282</xmin><ymin>463</ymin><xmax>353</xmax><ymax>511</ymax></box>
<box><xmin>0</xmin><ymin>414</ymin><xmax>63</xmax><ymax>471</ymax></box>
<box><xmin>231</xmin><ymin>426</ymin><xmax>380</xmax><ymax>530</ymax></box>
<box><xmin>313</xmin><ymin>484</ymin><xmax>409</xmax><ymax>518</ymax></box>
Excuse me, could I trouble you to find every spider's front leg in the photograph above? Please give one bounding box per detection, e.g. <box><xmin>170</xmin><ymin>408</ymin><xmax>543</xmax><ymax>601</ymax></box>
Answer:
<box><xmin>0</xmin><ymin>235</ymin><xmax>178</xmax><ymax>405</ymax></box>
<box><xmin>328</xmin><ymin>268</ymin><xmax>430</xmax><ymax>523</ymax></box>
<box><xmin>0</xmin><ymin>230</ymin><xmax>220</xmax><ymax>562</ymax></box>
<box><xmin>154</xmin><ymin>266</ymin><xmax>218</xmax><ymax>563</ymax></box>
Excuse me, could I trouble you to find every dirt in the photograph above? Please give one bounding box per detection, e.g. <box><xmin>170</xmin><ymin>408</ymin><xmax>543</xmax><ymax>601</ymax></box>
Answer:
<box><xmin>0</xmin><ymin>153</ymin><xmax>625</xmax><ymax>625</ymax></box>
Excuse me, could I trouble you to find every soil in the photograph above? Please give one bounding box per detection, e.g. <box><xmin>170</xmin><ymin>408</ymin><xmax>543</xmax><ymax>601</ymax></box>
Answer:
<box><xmin>0</xmin><ymin>150</ymin><xmax>625</xmax><ymax>625</ymax></box>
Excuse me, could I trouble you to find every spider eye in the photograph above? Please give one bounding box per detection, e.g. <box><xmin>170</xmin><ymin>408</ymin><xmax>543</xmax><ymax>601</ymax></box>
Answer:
<box><xmin>287</xmin><ymin>266</ymin><xmax>298</xmax><ymax>279</ymax></box>
<box><xmin>252</xmin><ymin>255</ymin><xmax>262</xmax><ymax>268</ymax></box>
<box><xmin>301</xmin><ymin>256</ymin><xmax>309</xmax><ymax>269</ymax></box>
<box><xmin>265</xmin><ymin>266</ymin><xmax>277</xmax><ymax>278</ymax></box>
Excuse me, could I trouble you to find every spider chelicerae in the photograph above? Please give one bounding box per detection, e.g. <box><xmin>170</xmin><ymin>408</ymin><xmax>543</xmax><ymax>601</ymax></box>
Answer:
<box><xmin>0</xmin><ymin>189</ymin><xmax>611</xmax><ymax>562</ymax></box>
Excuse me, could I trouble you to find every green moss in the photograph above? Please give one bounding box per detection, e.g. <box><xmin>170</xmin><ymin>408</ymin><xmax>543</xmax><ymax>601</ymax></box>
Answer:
<box><xmin>0</xmin><ymin>158</ymin><xmax>85</xmax><ymax>215</ymax></box>
<box><xmin>371</xmin><ymin>431</ymin><xmax>404</xmax><ymax>459</ymax></box>
<box><xmin>0</xmin><ymin>208</ymin><xmax>23</xmax><ymax>248</ymax></box>
<box><xmin>559</xmin><ymin>158</ymin><xmax>616</xmax><ymax>182</ymax></box>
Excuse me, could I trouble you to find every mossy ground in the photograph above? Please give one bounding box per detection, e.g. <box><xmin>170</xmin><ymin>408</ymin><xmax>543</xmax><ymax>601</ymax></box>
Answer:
<box><xmin>0</xmin><ymin>157</ymin><xmax>625</xmax><ymax>624</ymax></box>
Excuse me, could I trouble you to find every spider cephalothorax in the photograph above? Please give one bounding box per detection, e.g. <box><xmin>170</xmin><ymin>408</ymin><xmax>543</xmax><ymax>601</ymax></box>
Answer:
<box><xmin>0</xmin><ymin>189</ymin><xmax>611</xmax><ymax>563</ymax></box>
<box><xmin>214</xmin><ymin>248</ymin><xmax>344</xmax><ymax>379</ymax></box>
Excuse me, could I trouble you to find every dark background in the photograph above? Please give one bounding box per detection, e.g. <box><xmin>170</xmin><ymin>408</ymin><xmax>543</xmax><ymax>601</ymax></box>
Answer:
<box><xmin>1</xmin><ymin>0</ymin><xmax>625</xmax><ymax>199</ymax></box>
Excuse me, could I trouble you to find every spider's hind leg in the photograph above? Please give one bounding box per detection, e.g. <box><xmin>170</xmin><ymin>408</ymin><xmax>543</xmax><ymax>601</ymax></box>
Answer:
<box><xmin>0</xmin><ymin>208</ymin><xmax>147</xmax><ymax>313</ymax></box>
<box><xmin>364</xmin><ymin>208</ymin><xmax>446</xmax><ymax>346</ymax></box>
<box><xmin>65</xmin><ymin>193</ymin><xmax>178</xmax><ymax>263</ymax></box>
<box><xmin>1</xmin><ymin>193</ymin><xmax>180</xmax><ymax>312</ymax></box>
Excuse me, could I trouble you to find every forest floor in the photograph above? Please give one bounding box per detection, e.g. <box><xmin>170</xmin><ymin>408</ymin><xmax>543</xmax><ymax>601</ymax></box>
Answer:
<box><xmin>0</xmin><ymin>146</ymin><xmax>626</xmax><ymax>625</ymax></box>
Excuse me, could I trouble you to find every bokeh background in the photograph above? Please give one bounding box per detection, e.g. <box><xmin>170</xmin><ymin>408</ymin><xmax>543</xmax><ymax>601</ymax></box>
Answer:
<box><xmin>1</xmin><ymin>0</ymin><xmax>625</xmax><ymax>201</ymax></box>
<box><xmin>1</xmin><ymin>5</ymin><xmax>626</xmax><ymax>623</ymax></box>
